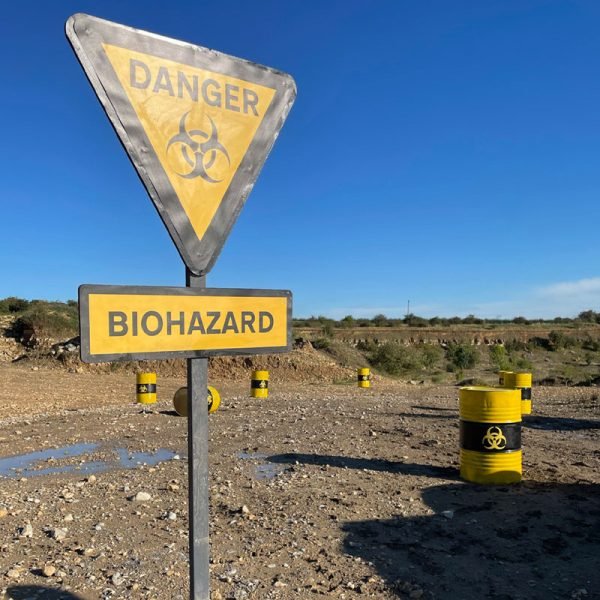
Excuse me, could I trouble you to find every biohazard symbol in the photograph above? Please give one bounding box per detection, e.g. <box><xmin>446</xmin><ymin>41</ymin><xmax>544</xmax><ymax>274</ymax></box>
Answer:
<box><xmin>482</xmin><ymin>426</ymin><xmax>507</xmax><ymax>450</ymax></box>
<box><xmin>207</xmin><ymin>390</ymin><xmax>213</xmax><ymax>409</ymax></box>
<box><xmin>259</xmin><ymin>380</ymin><xmax>266</xmax><ymax>388</ymax></box>
<box><xmin>138</xmin><ymin>385</ymin><xmax>147</xmax><ymax>393</ymax></box>
<box><xmin>166</xmin><ymin>111</ymin><xmax>230</xmax><ymax>183</ymax></box>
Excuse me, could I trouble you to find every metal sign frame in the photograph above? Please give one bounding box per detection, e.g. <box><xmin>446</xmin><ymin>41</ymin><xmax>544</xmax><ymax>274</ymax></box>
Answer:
<box><xmin>78</xmin><ymin>283</ymin><xmax>292</xmax><ymax>363</ymax></box>
<box><xmin>66</xmin><ymin>14</ymin><xmax>296</xmax><ymax>600</ymax></box>
<box><xmin>66</xmin><ymin>13</ymin><xmax>296</xmax><ymax>275</ymax></box>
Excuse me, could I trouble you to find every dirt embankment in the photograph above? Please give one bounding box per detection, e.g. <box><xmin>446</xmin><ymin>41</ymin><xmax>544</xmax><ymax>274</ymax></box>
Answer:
<box><xmin>296</xmin><ymin>324</ymin><xmax>600</xmax><ymax>347</ymax></box>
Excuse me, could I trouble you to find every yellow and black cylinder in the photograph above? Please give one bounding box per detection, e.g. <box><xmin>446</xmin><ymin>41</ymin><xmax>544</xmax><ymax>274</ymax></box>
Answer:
<box><xmin>357</xmin><ymin>367</ymin><xmax>371</xmax><ymax>388</ymax></box>
<box><xmin>207</xmin><ymin>385</ymin><xmax>221</xmax><ymax>413</ymax></box>
<box><xmin>173</xmin><ymin>386</ymin><xmax>221</xmax><ymax>416</ymax></box>
<box><xmin>136</xmin><ymin>372</ymin><xmax>156</xmax><ymax>405</ymax></box>
<box><xmin>459</xmin><ymin>386</ymin><xmax>522</xmax><ymax>485</ymax></box>
<box><xmin>251</xmin><ymin>370</ymin><xmax>269</xmax><ymax>398</ymax></box>
<box><xmin>498</xmin><ymin>370</ymin><xmax>513</xmax><ymax>386</ymax></box>
<box><xmin>513</xmin><ymin>372</ymin><xmax>533</xmax><ymax>415</ymax></box>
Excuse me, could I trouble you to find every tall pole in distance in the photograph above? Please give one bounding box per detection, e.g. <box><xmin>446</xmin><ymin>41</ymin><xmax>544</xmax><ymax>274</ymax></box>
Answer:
<box><xmin>186</xmin><ymin>268</ymin><xmax>210</xmax><ymax>600</ymax></box>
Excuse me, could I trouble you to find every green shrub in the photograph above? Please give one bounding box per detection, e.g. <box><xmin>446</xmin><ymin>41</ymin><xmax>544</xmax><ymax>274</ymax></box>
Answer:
<box><xmin>582</xmin><ymin>335</ymin><xmax>600</xmax><ymax>352</ymax></box>
<box><xmin>463</xmin><ymin>314</ymin><xmax>484</xmax><ymax>325</ymax></box>
<box><xmin>514</xmin><ymin>356</ymin><xmax>533</xmax><ymax>370</ymax></box>
<box><xmin>369</xmin><ymin>342</ymin><xmax>421</xmax><ymax>375</ymax></box>
<box><xmin>512</xmin><ymin>316</ymin><xmax>529</xmax><ymax>325</ymax></box>
<box><xmin>405</xmin><ymin>315</ymin><xmax>429</xmax><ymax>327</ymax></box>
<box><xmin>420</xmin><ymin>344</ymin><xmax>443</xmax><ymax>369</ymax></box>
<box><xmin>321</xmin><ymin>322</ymin><xmax>334</xmax><ymax>337</ymax></box>
<box><xmin>356</xmin><ymin>339</ymin><xmax>377</xmax><ymax>353</ymax></box>
<box><xmin>372</xmin><ymin>314</ymin><xmax>390</xmax><ymax>327</ymax></box>
<box><xmin>11</xmin><ymin>301</ymin><xmax>79</xmax><ymax>339</ymax></box>
<box><xmin>489</xmin><ymin>345</ymin><xmax>510</xmax><ymax>370</ymax></box>
<box><xmin>577</xmin><ymin>310</ymin><xmax>600</xmax><ymax>323</ymax></box>
<box><xmin>312</xmin><ymin>337</ymin><xmax>332</xmax><ymax>351</ymax></box>
<box><xmin>0</xmin><ymin>297</ymin><xmax>30</xmax><ymax>314</ymax></box>
<box><xmin>340</xmin><ymin>315</ymin><xmax>355</xmax><ymax>328</ymax></box>
<box><xmin>446</xmin><ymin>342</ymin><xmax>478</xmax><ymax>371</ymax></box>
<box><xmin>548</xmin><ymin>330</ymin><xmax>575</xmax><ymax>350</ymax></box>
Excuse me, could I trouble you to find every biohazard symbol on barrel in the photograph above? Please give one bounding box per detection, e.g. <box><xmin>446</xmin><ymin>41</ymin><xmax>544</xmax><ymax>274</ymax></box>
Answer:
<box><xmin>259</xmin><ymin>380</ymin><xmax>266</xmax><ymax>389</ymax></box>
<box><xmin>167</xmin><ymin>111</ymin><xmax>230</xmax><ymax>183</ymax></box>
<box><xmin>207</xmin><ymin>389</ymin><xmax>213</xmax><ymax>410</ymax></box>
<box><xmin>138</xmin><ymin>385</ymin><xmax>148</xmax><ymax>393</ymax></box>
<box><xmin>481</xmin><ymin>426</ymin><xmax>507</xmax><ymax>450</ymax></box>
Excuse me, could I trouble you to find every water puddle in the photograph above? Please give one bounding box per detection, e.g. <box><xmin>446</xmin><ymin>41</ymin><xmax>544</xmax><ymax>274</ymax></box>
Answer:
<box><xmin>237</xmin><ymin>451</ymin><xmax>287</xmax><ymax>480</ymax></box>
<box><xmin>0</xmin><ymin>443</ymin><xmax>180</xmax><ymax>478</ymax></box>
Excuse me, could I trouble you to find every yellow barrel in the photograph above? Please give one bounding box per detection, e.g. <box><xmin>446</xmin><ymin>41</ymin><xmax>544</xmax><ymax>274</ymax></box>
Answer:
<box><xmin>513</xmin><ymin>372</ymin><xmax>532</xmax><ymax>415</ymax></box>
<box><xmin>498</xmin><ymin>370</ymin><xmax>513</xmax><ymax>386</ymax></box>
<box><xmin>136</xmin><ymin>372</ymin><xmax>156</xmax><ymax>405</ymax></box>
<box><xmin>357</xmin><ymin>367</ymin><xmax>371</xmax><ymax>388</ymax></box>
<box><xmin>251</xmin><ymin>370</ymin><xmax>269</xmax><ymax>398</ymax></box>
<box><xmin>502</xmin><ymin>371</ymin><xmax>516</xmax><ymax>388</ymax></box>
<box><xmin>173</xmin><ymin>386</ymin><xmax>221</xmax><ymax>416</ymax></box>
<box><xmin>459</xmin><ymin>386</ymin><xmax>522</xmax><ymax>484</ymax></box>
<box><xmin>207</xmin><ymin>386</ymin><xmax>221</xmax><ymax>413</ymax></box>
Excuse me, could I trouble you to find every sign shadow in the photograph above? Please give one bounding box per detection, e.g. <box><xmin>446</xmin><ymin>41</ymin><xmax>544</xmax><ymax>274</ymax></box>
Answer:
<box><xmin>7</xmin><ymin>586</ymin><xmax>87</xmax><ymax>599</ymax></box>
<box><xmin>267</xmin><ymin>452</ymin><xmax>457</xmax><ymax>479</ymax></box>
<box><xmin>341</xmin><ymin>481</ymin><xmax>600</xmax><ymax>598</ymax></box>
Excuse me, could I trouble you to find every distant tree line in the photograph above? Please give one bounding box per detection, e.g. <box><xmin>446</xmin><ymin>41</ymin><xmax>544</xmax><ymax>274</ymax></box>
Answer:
<box><xmin>292</xmin><ymin>311</ymin><xmax>600</xmax><ymax>328</ymax></box>
<box><xmin>0</xmin><ymin>297</ymin><xmax>77</xmax><ymax>314</ymax></box>
<box><xmin>2</xmin><ymin>297</ymin><xmax>599</xmax><ymax>329</ymax></box>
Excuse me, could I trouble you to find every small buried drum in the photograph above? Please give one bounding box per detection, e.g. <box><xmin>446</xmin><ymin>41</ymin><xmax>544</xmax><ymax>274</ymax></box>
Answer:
<box><xmin>136</xmin><ymin>373</ymin><xmax>157</xmax><ymax>405</ymax></box>
<box><xmin>513</xmin><ymin>372</ymin><xmax>532</xmax><ymax>415</ymax></box>
<box><xmin>459</xmin><ymin>386</ymin><xmax>522</xmax><ymax>484</ymax></box>
<box><xmin>173</xmin><ymin>386</ymin><xmax>221</xmax><ymax>416</ymax></box>
<box><xmin>207</xmin><ymin>386</ymin><xmax>221</xmax><ymax>413</ymax></box>
<box><xmin>251</xmin><ymin>370</ymin><xmax>269</xmax><ymax>398</ymax></box>
<box><xmin>357</xmin><ymin>367</ymin><xmax>371</xmax><ymax>388</ymax></box>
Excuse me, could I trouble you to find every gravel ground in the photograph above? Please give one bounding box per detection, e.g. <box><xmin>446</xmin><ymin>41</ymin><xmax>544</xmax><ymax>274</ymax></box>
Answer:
<box><xmin>0</xmin><ymin>365</ymin><xmax>598</xmax><ymax>600</ymax></box>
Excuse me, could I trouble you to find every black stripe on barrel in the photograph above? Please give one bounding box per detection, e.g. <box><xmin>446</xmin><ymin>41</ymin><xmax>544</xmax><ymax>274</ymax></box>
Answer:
<box><xmin>136</xmin><ymin>384</ymin><xmax>157</xmax><ymax>394</ymax></box>
<box><xmin>460</xmin><ymin>421</ymin><xmax>521</xmax><ymax>453</ymax></box>
<box><xmin>251</xmin><ymin>380</ymin><xmax>269</xmax><ymax>389</ymax></box>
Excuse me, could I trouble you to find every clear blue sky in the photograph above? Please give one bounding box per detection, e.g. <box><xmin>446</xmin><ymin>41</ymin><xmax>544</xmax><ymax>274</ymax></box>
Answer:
<box><xmin>1</xmin><ymin>0</ymin><xmax>600</xmax><ymax>319</ymax></box>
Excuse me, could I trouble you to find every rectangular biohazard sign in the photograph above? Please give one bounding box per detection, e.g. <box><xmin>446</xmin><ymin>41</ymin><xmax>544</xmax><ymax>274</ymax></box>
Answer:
<box><xmin>66</xmin><ymin>14</ymin><xmax>296</xmax><ymax>276</ymax></box>
<box><xmin>79</xmin><ymin>285</ymin><xmax>292</xmax><ymax>363</ymax></box>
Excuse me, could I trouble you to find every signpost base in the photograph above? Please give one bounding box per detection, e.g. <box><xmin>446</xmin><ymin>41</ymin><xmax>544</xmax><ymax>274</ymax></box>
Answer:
<box><xmin>186</xmin><ymin>270</ymin><xmax>210</xmax><ymax>600</ymax></box>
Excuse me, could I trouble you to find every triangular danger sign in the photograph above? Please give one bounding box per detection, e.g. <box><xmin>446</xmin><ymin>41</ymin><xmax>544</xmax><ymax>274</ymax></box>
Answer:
<box><xmin>66</xmin><ymin>14</ymin><xmax>296</xmax><ymax>275</ymax></box>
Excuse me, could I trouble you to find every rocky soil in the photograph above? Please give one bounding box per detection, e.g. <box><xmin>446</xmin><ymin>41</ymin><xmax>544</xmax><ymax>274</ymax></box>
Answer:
<box><xmin>0</xmin><ymin>364</ymin><xmax>598</xmax><ymax>600</ymax></box>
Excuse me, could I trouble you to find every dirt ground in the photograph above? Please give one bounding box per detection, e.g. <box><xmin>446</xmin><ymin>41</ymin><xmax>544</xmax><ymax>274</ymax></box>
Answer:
<box><xmin>0</xmin><ymin>364</ymin><xmax>598</xmax><ymax>600</ymax></box>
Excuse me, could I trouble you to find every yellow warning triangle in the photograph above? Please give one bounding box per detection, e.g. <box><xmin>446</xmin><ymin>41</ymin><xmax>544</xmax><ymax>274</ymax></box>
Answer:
<box><xmin>66</xmin><ymin>14</ymin><xmax>296</xmax><ymax>275</ymax></box>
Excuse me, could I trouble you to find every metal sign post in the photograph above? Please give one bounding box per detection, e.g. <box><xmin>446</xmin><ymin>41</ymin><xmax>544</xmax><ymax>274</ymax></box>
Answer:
<box><xmin>186</xmin><ymin>270</ymin><xmax>210</xmax><ymax>599</ymax></box>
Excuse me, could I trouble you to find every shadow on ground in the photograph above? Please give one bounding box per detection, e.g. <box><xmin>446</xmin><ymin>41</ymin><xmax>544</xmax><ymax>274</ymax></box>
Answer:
<box><xmin>267</xmin><ymin>453</ymin><xmax>457</xmax><ymax>479</ymax></box>
<box><xmin>411</xmin><ymin>406</ymin><xmax>457</xmax><ymax>412</ymax></box>
<box><xmin>394</xmin><ymin>412</ymin><xmax>455</xmax><ymax>420</ymax></box>
<box><xmin>159</xmin><ymin>409</ymin><xmax>180</xmax><ymax>417</ymax></box>
<box><xmin>7</xmin><ymin>586</ymin><xmax>86</xmax><ymax>599</ymax></box>
<box><xmin>524</xmin><ymin>416</ymin><xmax>600</xmax><ymax>431</ymax></box>
<box><xmin>342</xmin><ymin>481</ymin><xmax>600</xmax><ymax>599</ymax></box>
